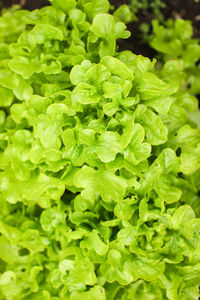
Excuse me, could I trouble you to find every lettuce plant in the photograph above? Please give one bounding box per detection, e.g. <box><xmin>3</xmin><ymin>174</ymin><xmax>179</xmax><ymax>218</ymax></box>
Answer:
<box><xmin>149</xmin><ymin>18</ymin><xmax>200</xmax><ymax>130</ymax></box>
<box><xmin>150</xmin><ymin>18</ymin><xmax>200</xmax><ymax>95</ymax></box>
<box><xmin>0</xmin><ymin>1</ymin><xmax>200</xmax><ymax>299</ymax></box>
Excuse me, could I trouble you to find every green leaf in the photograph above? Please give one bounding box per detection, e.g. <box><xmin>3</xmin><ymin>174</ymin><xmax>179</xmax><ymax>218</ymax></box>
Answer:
<box><xmin>0</xmin><ymin>69</ymin><xmax>19</xmax><ymax>89</ymax></box>
<box><xmin>73</xmin><ymin>166</ymin><xmax>127</xmax><ymax>202</ymax></box>
<box><xmin>72</xmin><ymin>82</ymin><xmax>100</xmax><ymax>104</ymax></box>
<box><xmin>0</xmin><ymin>86</ymin><xmax>13</xmax><ymax>106</ymax></box>
<box><xmin>120</xmin><ymin>116</ymin><xmax>135</xmax><ymax>148</ymax></box>
<box><xmin>78</xmin><ymin>129</ymin><xmax>96</xmax><ymax>146</ymax></box>
<box><xmin>103</xmin><ymin>99</ymin><xmax>119</xmax><ymax>116</ymax></box>
<box><xmin>40</xmin><ymin>207</ymin><xmax>65</xmax><ymax>232</ymax></box>
<box><xmin>0</xmin><ymin>171</ymin><xmax>65</xmax><ymax>205</ymax></box>
<box><xmin>172</xmin><ymin>205</ymin><xmax>195</xmax><ymax>229</ymax></box>
<box><xmin>174</xmin><ymin>125</ymin><xmax>200</xmax><ymax>174</ymax></box>
<box><xmin>70</xmin><ymin>60</ymin><xmax>93</xmax><ymax>85</ymax></box>
<box><xmin>130</xmin><ymin>256</ymin><xmax>165</xmax><ymax>282</ymax></box>
<box><xmin>123</xmin><ymin>123</ymin><xmax>151</xmax><ymax>164</ymax></box>
<box><xmin>81</xmin><ymin>230</ymin><xmax>109</xmax><ymax>256</ymax></box>
<box><xmin>19</xmin><ymin>229</ymin><xmax>46</xmax><ymax>253</ymax></box>
<box><xmin>91</xmin><ymin>14</ymin><xmax>115</xmax><ymax>40</ymax></box>
<box><xmin>70</xmin><ymin>286</ymin><xmax>106</xmax><ymax>300</ymax></box>
<box><xmin>49</xmin><ymin>0</ymin><xmax>76</xmax><ymax>12</ymax></box>
<box><xmin>145</xmin><ymin>96</ymin><xmax>173</xmax><ymax>115</ymax></box>
<box><xmin>82</xmin><ymin>0</ymin><xmax>110</xmax><ymax>20</ymax></box>
<box><xmin>34</xmin><ymin>114</ymin><xmax>62</xmax><ymax>149</ymax></box>
<box><xmin>114</xmin><ymin>198</ymin><xmax>137</xmax><ymax>220</ymax></box>
<box><xmin>9</xmin><ymin>56</ymin><xmax>37</xmax><ymax>79</ymax></box>
<box><xmin>0</xmin><ymin>236</ymin><xmax>18</xmax><ymax>264</ymax></box>
<box><xmin>62</xmin><ymin>128</ymin><xmax>76</xmax><ymax>149</ymax></box>
<box><xmin>101</xmin><ymin>56</ymin><xmax>134</xmax><ymax>81</ymax></box>
<box><xmin>96</xmin><ymin>131</ymin><xmax>121</xmax><ymax>163</ymax></box>
<box><xmin>135</xmin><ymin>71</ymin><xmax>173</xmax><ymax>100</ymax></box>
<box><xmin>85</xmin><ymin>64</ymin><xmax>111</xmax><ymax>86</ymax></box>
<box><xmin>127</xmin><ymin>280</ymin><xmax>163</xmax><ymax>300</ymax></box>
<box><xmin>154</xmin><ymin>176</ymin><xmax>182</xmax><ymax>204</ymax></box>
<box><xmin>137</xmin><ymin>107</ymin><xmax>168</xmax><ymax>145</ymax></box>
<box><xmin>14</xmin><ymin>76</ymin><xmax>33</xmax><ymax>100</ymax></box>
<box><xmin>30</xmin><ymin>24</ymin><xmax>64</xmax><ymax>44</ymax></box>
<box><xmin>113</xmin><ymin>5</ymin><xmax>136</xmax><ymax>24</ymax></box>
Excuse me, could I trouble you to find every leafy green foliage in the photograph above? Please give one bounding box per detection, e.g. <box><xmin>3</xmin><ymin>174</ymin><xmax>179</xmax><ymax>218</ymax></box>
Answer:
<box><xmin>150</xmin><ymin>19</ymin><xmax>200</xmax><ymax>95</ymax></box>
<box><xmin>0</xmin><ymin>1</ymin><xmax>200</xmax><ymax>300</ymax></box>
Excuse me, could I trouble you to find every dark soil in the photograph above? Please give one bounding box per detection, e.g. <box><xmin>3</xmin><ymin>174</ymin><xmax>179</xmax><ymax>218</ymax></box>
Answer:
<box><xmin>0</xmin><ymin>0</ymin><xmax>50</xmax><ymax>10</ymax></box>
<box><xmin>1</xmin><ymin>0</ymin><xmax>199</xmax><ymax>58</ymax></box>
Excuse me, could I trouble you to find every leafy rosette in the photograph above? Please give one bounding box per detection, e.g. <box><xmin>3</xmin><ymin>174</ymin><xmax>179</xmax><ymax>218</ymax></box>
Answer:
<box><xmin>0</xmin><ymin>1</ymin><xmax>200</xmax><ymax>300</ymax></box>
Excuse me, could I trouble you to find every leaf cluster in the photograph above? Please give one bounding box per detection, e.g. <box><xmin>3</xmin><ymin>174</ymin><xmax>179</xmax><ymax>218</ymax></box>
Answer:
<box><xmin>0</xmin><ymin>1</ymin><xmax>200</xmax><ymax>299</ymax></box>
